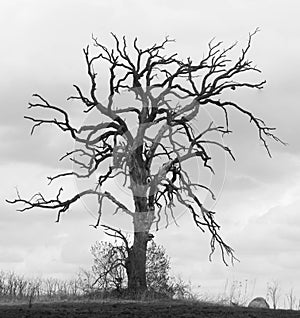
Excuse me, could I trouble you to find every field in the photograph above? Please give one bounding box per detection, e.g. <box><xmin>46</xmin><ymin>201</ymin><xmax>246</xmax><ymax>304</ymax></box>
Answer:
<box><xmin>0</xmin><ymin>300</ymin><xmax>299</xmax><ymax>318</ymax></box>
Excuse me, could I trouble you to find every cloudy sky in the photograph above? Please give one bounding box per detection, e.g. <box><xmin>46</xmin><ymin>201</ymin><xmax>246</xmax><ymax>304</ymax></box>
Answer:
<box><xmin>1</xmin><ymin>0</ymin><xmax>300</xmax><ymax>307</ymax></box>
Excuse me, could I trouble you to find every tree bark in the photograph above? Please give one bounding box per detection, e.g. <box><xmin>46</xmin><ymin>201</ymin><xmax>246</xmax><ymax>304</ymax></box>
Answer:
<box><xmin>123</xmin><ymin>147</ymin><xmax>151</xmax><ymax>294</ymax></box>
<box><xmin>125</xmin><ymin>156</ymin><xmax>155</xmax><ymax>294</ymax></box>
<box><xmin>126</xmin><ymin>190</ymin><xmax>156</xmax><ymax>293</ymax></box>
<box><xmin>126</xmin><ymin>231</ymin><xmax>148</xmax><ymax>293</ymax></box>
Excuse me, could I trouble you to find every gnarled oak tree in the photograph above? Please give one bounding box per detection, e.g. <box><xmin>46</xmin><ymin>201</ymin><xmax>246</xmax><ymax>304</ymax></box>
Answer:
<box><xmin>8</xmin><ymin>29</ymin><xmax>283</xmax><ymax>294</ymax></box>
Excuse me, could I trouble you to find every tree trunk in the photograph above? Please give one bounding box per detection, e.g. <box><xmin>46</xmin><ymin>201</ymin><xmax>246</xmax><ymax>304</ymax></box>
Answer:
<box><xmin>126</xmin><ymin>231</ymin><xmax>148</xmax><ymax>293</ymax></box>
<box><xmin>125</xmin><ymin>195</ymin><xmax>154</xmax><ymax>295</ymax></box>
<box><xmin>125</xmin><ymin>148</ymin><xmax>155</xmax><ymax>296</ymax></box>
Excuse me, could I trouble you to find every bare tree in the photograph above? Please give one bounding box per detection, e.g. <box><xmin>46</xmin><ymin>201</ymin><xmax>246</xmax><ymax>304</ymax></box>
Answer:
<box><xmin>267</xmin><ymin>280</ymin><xmax>281</xmax><ymax>310</ymax></box>
<box><xmin>224</xmin><ymin>279</ymin><xmax>250</xmax><ymax>306</ymax></box>
<box><xmin>286</xmin><ymin>288</ymin><xmax>297</xmax><ymax>310</ymax></box>
<box><xmin>7</xmin><ymin>29</ymin><xmax>284</xmax><ymax>294</ymax></box>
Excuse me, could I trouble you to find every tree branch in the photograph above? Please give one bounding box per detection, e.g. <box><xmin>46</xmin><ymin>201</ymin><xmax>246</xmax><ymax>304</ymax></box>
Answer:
<box><xmin>8</xmin><ymin>31</ymin><xmax>285</xmax><ymax>266</ymax></box>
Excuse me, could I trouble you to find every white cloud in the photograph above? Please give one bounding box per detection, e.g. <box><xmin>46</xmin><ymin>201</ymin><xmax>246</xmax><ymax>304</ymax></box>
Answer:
<box><xmin>0</xmin><ymin>249</ymin><xmax>24</xmax><ymax>264</ymax></box>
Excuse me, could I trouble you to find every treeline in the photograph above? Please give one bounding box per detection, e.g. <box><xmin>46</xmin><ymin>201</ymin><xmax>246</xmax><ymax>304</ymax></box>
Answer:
<box><xmin>0</xmin><ymin>240</ymin><xmax>195</xmax><ymax>303</ymax></box>
<box><xmin>0</xmin><ymin>270</ymin><xmax>82</xmax><ymax>302</ymax></box>
<box><xmin>0</xmin><ymin>270</ymin><xmax>195</xmax><ymax>303</ymax></box>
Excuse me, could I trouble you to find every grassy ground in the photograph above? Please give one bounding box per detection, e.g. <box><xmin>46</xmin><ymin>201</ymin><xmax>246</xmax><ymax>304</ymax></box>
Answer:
<box><xmin>0</xmin><ymin>299</ymin><xmax>299</xmax><ymax>318</ymax></box>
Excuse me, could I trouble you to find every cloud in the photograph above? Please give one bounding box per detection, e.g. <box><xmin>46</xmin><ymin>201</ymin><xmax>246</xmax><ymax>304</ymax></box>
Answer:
<box><xmin>224</xmin><ymin>175</ymin><xmax>261</xmax><ymax>192</ymax></box>
<box><xmin>0</xmin><ymin>249</ymin><xmax>24</xmax><ymax>264</ymax></box>
<box><xmin>60</xmin><ymin>238</ymin><xmax>93</xmax><ymax>265</ymax></box>
<box><xmin>0</xmin><ymin>126</ymin><xmax>70</xmax><ymax>166</ymax></box>
<box><xmin>0</xmin><ymin>202</ymin><xmax>105</xmax><ymax>277</ymax></box>
<box><xmin>226</xmin><ymin>200</ymin><xmax>300</xmax><ymax>279</ymax></box>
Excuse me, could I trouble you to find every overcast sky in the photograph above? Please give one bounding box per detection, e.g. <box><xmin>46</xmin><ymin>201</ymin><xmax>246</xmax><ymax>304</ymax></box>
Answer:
<box><xmin>1</xmin><ymin>0</ymin><xmax>300</xmax><ymax>307</ymax></box>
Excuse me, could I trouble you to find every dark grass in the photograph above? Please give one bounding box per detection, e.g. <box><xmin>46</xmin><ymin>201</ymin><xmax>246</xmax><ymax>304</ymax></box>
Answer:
<box><xmin>0</xmin><ymin>299</ymin><xmax>299</xmax><ymax>318</ymax></box>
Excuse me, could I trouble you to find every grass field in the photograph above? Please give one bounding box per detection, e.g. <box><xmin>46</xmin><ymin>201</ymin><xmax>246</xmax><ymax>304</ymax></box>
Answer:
<box><xmin>0</xmin><ymin>299</ymin><xmax>299</xmax><ymax>318</ymax></box>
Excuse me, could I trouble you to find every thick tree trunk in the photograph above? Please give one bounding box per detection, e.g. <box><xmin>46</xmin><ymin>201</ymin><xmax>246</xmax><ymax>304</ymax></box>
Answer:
<box><xmin>125</xmin><ymin>147</ymin><xmax>155</xmax><ymax>296</ymax></box>
<box><xmin>125</xmin><ymin>195</ymin><xmax>154</xmax><ymax>295</ymax></box>
<box><xmin>126</xmin><ymin>231</ymin><xmax>148</xmax><ymax>293</ymax></box>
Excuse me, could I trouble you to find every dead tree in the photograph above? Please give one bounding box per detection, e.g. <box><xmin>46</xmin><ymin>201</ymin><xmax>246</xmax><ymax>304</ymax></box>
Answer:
<box><xmin>7</xmin><ymin>29</ymin><xmax>284</xmax><ymax>294</ymax></box>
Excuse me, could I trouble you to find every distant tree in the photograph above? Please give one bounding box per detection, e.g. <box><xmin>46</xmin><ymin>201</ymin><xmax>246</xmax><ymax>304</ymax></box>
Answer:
<box><xmin>267</xmin><ymin>280</ymin><xmax>281</xmax><ymax>310</ymax></box>
<box><xmin>7</xmin><ymin>29</ymin><xmax>284</xmax><ymax>294</ymax></box>
<box><xmin>286</xmin><ymin>288</ymin><xmax>296</xmax><ymax>310</ymax></box>
<box><xmin>91</xmin><ymin>225</ymin><xmax>171</xmax><ymax>295</ymax></box>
